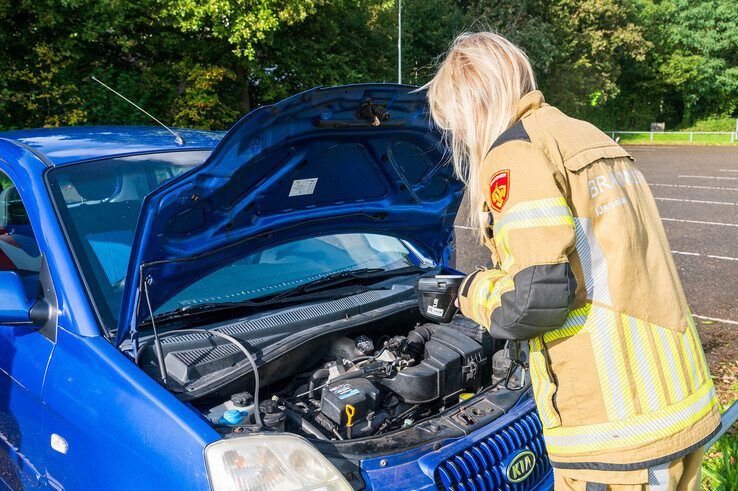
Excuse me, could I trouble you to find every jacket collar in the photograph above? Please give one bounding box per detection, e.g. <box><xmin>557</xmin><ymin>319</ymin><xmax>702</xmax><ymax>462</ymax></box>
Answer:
<box><xmin>513</xmin><ymin>90</ymin><xmax>545</xmax><ymax>122</ymax></box>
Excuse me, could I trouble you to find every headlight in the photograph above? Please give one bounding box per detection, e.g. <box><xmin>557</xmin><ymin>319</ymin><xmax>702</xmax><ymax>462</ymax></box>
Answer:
<box><xmin>205</xmin><ymin>434</ymin><xmax>352</xmax><ymax>491</ymax></box>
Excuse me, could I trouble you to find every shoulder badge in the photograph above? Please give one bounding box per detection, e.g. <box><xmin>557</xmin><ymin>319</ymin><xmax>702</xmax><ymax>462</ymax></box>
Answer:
<box><xmin>488</xmin><ymin>169</ymin><xmax>510</xmax><ymax>212</ymax></box>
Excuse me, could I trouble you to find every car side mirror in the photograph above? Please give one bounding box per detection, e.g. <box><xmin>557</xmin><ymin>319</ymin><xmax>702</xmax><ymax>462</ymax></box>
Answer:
<box><xmin>0</xmin><ymin>271</ymin><xmax>36</xmax><ymax>324</ymax></box>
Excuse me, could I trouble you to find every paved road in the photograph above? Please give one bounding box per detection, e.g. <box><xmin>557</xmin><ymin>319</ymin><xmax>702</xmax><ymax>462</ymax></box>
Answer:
<box><xmin>451</xmin><ymin>145</ymin><xmax>737</xmax><ymax>400</ymax></box>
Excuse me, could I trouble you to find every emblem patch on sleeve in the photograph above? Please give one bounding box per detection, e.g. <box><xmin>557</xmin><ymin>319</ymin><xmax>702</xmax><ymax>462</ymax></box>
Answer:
<box><xmin>488</xmin><ymin>169</ymin><xmax>510</xmax><ymax>212</ymax></box>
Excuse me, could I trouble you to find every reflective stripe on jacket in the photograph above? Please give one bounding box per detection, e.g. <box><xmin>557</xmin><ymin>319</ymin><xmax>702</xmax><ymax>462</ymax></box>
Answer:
<box><xmin>457</xmin><ymin>91</ymin><xmax>721</xmax><ymax>471</ymax></box>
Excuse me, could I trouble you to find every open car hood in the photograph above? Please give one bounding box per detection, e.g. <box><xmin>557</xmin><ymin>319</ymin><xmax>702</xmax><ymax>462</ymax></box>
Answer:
<box><xmin>116</xmin><ymin>84</ymin><xmax>463</xmax><ymax>346</ymax></box>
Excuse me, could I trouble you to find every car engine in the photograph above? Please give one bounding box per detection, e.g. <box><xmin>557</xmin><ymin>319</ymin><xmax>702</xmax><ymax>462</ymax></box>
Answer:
<box><xmin>202</xmin><ymin>317</ymin><xmax>502</xmax><ymax>441</ymax></box>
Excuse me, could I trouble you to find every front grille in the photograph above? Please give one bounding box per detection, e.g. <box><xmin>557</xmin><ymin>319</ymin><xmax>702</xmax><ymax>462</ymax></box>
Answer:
<box><xmin>435</xmin><ymin>411</ymin><xmax>550</xmax><ymax>490</ymax></box>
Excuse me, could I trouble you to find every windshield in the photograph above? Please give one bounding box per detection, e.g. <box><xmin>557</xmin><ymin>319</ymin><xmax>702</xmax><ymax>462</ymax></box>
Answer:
<box><xmin>47</xmin><ymin>151</ymin><xmax>210</xmax><ymax>329</ymax></box>
<box><xmin>155</xmin><ymin>233</ymin><xmax>417</xmax><ymax>315</ymax></box>
<box><xmin>47</xmin><ymin>152</ymin><xmax>424</xmax><ymax>331</ymax></box>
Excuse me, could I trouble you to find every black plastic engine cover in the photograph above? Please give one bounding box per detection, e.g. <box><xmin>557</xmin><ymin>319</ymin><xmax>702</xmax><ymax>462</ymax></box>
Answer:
<box><xmin>321</xmin><ymin>378</ymin><xmax>380</xmax><ymax>427</ymax></box>
<box><xmin>377</xmin><ymin>326</ymin><xmax>485</xmax><ymax>404</ymax></box>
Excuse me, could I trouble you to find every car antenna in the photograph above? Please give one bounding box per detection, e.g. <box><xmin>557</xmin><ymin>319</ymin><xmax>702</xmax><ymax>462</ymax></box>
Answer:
<box><xmin>91</xmin><ymin>75</ymin><xmax>186</xmax><ymax>146</ymax></box>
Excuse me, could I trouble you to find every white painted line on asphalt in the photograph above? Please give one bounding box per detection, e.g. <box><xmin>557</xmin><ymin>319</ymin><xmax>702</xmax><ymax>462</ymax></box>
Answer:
<box><xmin>678</xmin><ymin>174</ymin><xmax>738</xmax><ymax>180</ymax></box>
<box><xmin>662</xmin><ymin>217</ymin><xmax>738</xmax><ymax>227</ymax></box>
<box><xmin>693</xmin><ymin>314</ymin><xmax>738</xmax><ymax>326</ymax></box>
<box><xmin>672</xmin><ymin>250</ymin><xmax>738</xmax><ymax>261</ymax></box>
<box><xmin>719</xmin><ymin>169</ymin><xmax>738</xmax><ymax>172</ymax></box>
<box><xmin>650</xmin><ymin>183</ymin><xmax>738</xmax><ymax>191</ymax></box>
<box><xmin>706</xmin><ymin>254</ymin><xmax>738</xmax><ymax>262</ymax></box>
<box><xmin>655</xmin><ymin>197</ymin><xmax>738</xmax><ymax>206</ymax></box>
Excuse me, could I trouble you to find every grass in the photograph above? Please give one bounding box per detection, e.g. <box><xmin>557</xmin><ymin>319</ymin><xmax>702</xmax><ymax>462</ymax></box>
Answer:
<box><xmin>613</xmin><ymin>132</ymin><xmax>737</xmax><ymax>146</ymax></box>
<box><xmin>681</xmin><ymin>118</ymin><xmax>738</xmax><ymax>133</ymax></box>
<box><xmin>702</xmin><ymin>429</ymin><xmax>738</xmax><ymax>490</ymax></box>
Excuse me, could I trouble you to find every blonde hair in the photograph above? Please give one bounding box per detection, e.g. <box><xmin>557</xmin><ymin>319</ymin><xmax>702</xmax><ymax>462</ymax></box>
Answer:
<box><xmin>424</xmin><ymin>32</ymin><xmax>536</xmax><ymax>239</ymax></box>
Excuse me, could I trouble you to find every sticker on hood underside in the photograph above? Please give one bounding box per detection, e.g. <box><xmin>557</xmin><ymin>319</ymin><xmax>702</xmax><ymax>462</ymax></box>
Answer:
<box><xmin>289</xmin><ymin>178</ymin><xmax>318</xmax><ymax>197</ymax></box>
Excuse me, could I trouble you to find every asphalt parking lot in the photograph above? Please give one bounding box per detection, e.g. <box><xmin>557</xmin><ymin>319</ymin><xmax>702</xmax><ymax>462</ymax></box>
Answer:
<box><xmin>451</xmin><ymin>145</ymin><xmax>738</xmax><ymax>402</ymax></box>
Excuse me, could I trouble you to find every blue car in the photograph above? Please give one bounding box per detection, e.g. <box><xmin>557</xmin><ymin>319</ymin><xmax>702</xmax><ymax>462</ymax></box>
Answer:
<box><xmin>0</xmin><ymin>84</ymin><xmax>553</xmax><ymax>490</ymax></box>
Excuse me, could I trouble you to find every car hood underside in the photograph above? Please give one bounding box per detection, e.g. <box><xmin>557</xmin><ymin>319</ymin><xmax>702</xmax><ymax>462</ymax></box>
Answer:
<box><xmin>116</xmin><ymin>84</ymin><xmax>463</xmax><ymax>345</ymax></box>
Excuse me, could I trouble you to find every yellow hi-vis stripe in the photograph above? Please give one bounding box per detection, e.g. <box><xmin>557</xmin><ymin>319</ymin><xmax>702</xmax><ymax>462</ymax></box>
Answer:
<box><xmin>529</xmin><ymin>337</ymin><xmax>561</xmax><ymax>429</ymax></box>
<box><xmin>686</xmin><ymin>316</ymin><xmax>710</xmax><ymax>383</ymax></box>
<box><xmin>622</xmin><ymin>314</ymin><xmax>668</xmax><ymax>413</ymax></box>
<box><xmin>672</xmin><ymin>330</ymin><xmax>695</xmax><ymax>395</ymax></box>
<box><xmin>543</xmin><ymin>380</ymin><xmax>717</xmax><ymax>454</ymax></box>
<box><xmin>679</xmin><ymin>331</ymin><xmax>702</xmax><ymax>392</ymax></box>
<box><xmin>481</xmin><ymin>274</ymin><xmax>513</xmax><ymax>311</ymax></box>
<box><xmin>589</xmin><ymin>306</ymin><xmax>636</xmax><ymax>420</ymax></box>
<box><xmin>469</xmin><ymin>271</ymin><xmax>509</xmax><ymax>325</ymax></box>
<box><xmin>681</xmin><ymin>320</ymin><xmax>705</xmax><ymax>389</ymax></box>
<box><xmin>543</xmin><ymin>305</ymin><xmax>590</xmax><ymax>343</ymax></box>
<box><xmin>493</xmin><ymin>197</ymin><xmax>574</xmax><ymax>270</ymax></box>
<box><xmin>469</xmin><ymin>273</ymin><xmax>494</xmax><ymax>324</ymax></box>
<box><xmin>652</xmin><ymin>325</ymin><xmax>688</xmax><ymax>404</ymax></box>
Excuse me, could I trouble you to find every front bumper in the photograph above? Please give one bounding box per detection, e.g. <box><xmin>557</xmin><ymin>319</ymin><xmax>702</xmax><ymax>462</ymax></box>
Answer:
<box><xmin>359</xmin><ymin>394</ymin><xmax>554</xmax><ymax>490</ymax></box>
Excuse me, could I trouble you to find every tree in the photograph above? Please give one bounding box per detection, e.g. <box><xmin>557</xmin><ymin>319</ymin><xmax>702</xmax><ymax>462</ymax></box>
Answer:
<box><xmin>543</xmin><ymin>0</ymin><xmax>649</xmax><ymax>117</ymax></box>
<box><xmin>0</xmin><ymin>0</ymin><xmax>244</xmax><ymax>130</ymax></box>
<box><xmin>164</xmin><ymin>0</ymin><xmax>321</xmax><ymax>60</ymax></box>
<box><xmin>651</xmin><ymin>0</ymin><xmax>738</xmax><ymax>124</ymax></box>
<box><xmin>466</xmin><ymin>0</ymin><xmax>558</xmax><ymax>80</ymax></box>
<box><xmin>0</xmin><ymin>0</ymin><xmax>734</xmax><ymax>132</ymax></box>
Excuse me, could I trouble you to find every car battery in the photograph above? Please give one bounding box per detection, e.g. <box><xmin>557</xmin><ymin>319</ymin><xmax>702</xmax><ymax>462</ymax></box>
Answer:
<box><xmin>320</xmin><ymin>378</ymin><xmax>379</xmax><ymax>427</ymax></box>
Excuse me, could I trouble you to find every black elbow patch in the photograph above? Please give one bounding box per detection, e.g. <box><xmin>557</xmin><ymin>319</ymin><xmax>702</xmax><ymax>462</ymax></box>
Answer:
<box><xmin>490</xmin><ymin>263</ymin><xmax>577</xmax><ymax>340</ymax></box>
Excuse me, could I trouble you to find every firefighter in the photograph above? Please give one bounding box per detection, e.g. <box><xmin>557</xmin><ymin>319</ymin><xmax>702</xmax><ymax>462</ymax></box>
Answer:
<box><xmin>425</xmin><ymin>32</ymin><xmax>721</xmax><ymax>490</ymax></box>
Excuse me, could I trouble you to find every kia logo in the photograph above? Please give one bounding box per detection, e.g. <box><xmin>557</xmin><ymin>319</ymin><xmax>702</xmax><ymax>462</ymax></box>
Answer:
<box><xmin>504</xmin><ymin>449</ymin><xmax>536</xmax><ymax>483</ymax></box>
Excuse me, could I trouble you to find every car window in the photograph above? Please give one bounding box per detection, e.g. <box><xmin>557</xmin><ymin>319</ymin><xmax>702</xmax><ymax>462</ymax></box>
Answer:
<box><xmin>46</xmin><ymin>151</ymin><xmax>210</xmax><ymax>329</ymax></box>
<box><xmin>156</xmin><ymin>233</ymin><xmax>416</xmax><ymax>314</ymax></box>
<box><xmin>0</xmin><ymin>170</ymin><xmax>42</xmax><ymax>288</ymax></box>
<box><xmin>47</xmin><ymin>152</ymin><xmax>428</xmax><ymax>333</ymax></box>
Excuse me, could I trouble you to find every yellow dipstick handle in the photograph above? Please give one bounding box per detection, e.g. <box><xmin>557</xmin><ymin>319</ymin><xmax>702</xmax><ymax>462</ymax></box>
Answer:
<box><xmin>345</xmin><ymin>404</ymin><xmax>356</xmax><ymax>427</ymax></box>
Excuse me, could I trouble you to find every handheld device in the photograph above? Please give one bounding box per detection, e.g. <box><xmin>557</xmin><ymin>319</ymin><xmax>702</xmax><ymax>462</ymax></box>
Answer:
<box><xmin>415</xmin><ymin>274</ymin><xmax>465</xmax><ymax>323</ymax></box>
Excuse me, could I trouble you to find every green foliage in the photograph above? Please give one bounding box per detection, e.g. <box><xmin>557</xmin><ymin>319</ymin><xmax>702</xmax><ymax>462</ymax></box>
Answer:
<box><xmin>701</xmin><ymin>430</ymin><xmax>738</xmax><ymax>491</ymax></box>
<box><xmin>598</xmin><ymin>0</ymin><xmax>738</xmax><ymax>129</ymax></box>
<box><xmin>659</xmin><ymin>0</ymin><xmax>738</xmax><ymax>123</ymax></box>
<box><xmin>170</xmin><ymin>63</ymin><xmax>242</xmax><ymax>128</ymax></box>
<box><xmin>682</xmin><ymin>118</ymin><xmax>738</xmax><ymax>133</ymax></box>
<box><xmin>454</xmin><ymin>0</ymin><xmax>558</xmax><ymax>79</ymax></box>
<box><xmin>614</xmin><ymin>132</ymin><xmax>736</xmax><ymax>145</ymax></box>
<box><xmin>544</xmin><ymin>0</ymin><xmax>649</xmax><ymax>115</ymax></box>
<box><xmin>0</xmin><ymin>0</ymin><xmax>735</xmax><ymax>132</ymax></box>
<box><xmin>249</xmin><ymin>0</ymin><xmax>397</xmax><ymax>104</ymax></box>
<box><xmin>162</xmin><ymin>0</ymin><xmax>321</xmax><ymax>59</ymax></box>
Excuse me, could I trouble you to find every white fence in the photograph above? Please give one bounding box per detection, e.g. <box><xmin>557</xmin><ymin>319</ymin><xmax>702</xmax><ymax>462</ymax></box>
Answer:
<box><xmin>609</xmin><ymin>130</ymin><xmax>737</xmax><ymax>143</ymax></box>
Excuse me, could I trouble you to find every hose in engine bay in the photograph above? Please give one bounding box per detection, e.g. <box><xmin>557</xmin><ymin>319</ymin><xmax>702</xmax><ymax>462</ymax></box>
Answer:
<box><xmin>299</xmin><ymin>356</ymin><xmax>407</xmax><ymax>401</ymax></box>
<box><xmin>134</xmin><ymin>328</ymin><xmax>263</xmax><ymax>428</ymax></box>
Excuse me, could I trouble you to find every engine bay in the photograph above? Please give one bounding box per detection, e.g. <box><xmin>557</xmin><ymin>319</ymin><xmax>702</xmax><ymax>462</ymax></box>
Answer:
<box><xmin>135</xmin><ymin>273</ymin><xmax>529</xmax><ymax>446</ymax></box>
<box><xmin>198</xmin><ymin>316</ymin><xmax>507</xmax><ymax>441</ymax></box>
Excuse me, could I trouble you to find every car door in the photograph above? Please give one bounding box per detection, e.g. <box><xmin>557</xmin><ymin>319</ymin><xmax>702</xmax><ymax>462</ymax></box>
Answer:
<box><xmin>0</xmin><ymin>168</ymin><xmax>54</xmax><ymax>489</ymax></box>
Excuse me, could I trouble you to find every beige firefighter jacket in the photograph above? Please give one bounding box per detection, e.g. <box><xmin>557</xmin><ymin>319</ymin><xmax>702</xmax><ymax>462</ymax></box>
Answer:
<box><xmin>457</xmin><ymin>91</ymin><xmax>721</xmax><ymax>472</ymax></box>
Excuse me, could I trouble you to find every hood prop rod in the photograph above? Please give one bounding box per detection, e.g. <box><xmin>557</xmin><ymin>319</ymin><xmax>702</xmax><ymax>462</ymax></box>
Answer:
<box><xmin>136</xmin><ymin>271</ymin><xmax>264</xmax><ymax>429</ymax></box>
<box><xmin>143</xmin><ymin>276</ymin><xmax>170</xmax><ymax>388</ymax></box>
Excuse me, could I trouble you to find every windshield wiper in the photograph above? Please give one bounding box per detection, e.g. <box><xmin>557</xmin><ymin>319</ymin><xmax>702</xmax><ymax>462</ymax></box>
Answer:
<box><xmin>148</xmin><ymin>301</ymin><xmax>248</xmax><ymax>324</ymax></box>
<box><xmin>269</xmin><ymin>265</ymin><xmax>428</xmax><ymax>301</ymax></box>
